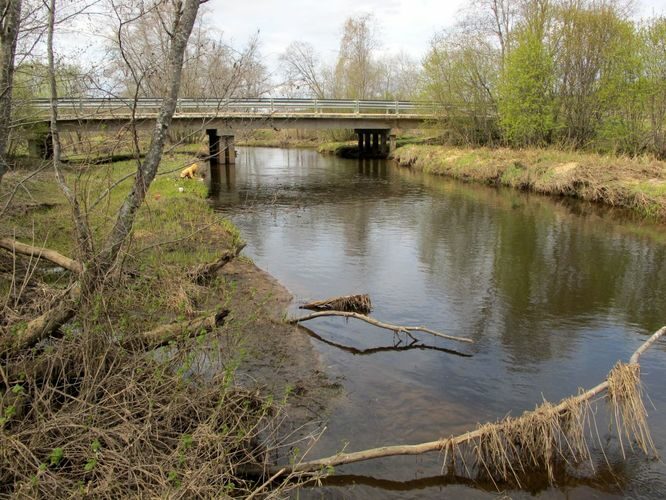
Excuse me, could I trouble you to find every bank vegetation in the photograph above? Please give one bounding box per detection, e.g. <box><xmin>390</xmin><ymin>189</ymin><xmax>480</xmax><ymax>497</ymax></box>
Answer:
<box><xmin>393</xmin><ymin>144</ymin><xmax>666</xmax><ymax>221</ymax></box>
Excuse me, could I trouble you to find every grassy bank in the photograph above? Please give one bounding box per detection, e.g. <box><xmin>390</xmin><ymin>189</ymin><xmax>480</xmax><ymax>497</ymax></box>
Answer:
<box><xmin>392</xmin><ymin>145</ymin><xmax>666</xmax><ymax>221</ymax></box>
<box><xmin>1</xmin><ymin>155</ymin><xmax>329</xmax><ymax>495</ymax></box>
<box><xmin>317</xmin><ymin>140</ymin><xmax>357</xmax><ymax>155</ymax></box>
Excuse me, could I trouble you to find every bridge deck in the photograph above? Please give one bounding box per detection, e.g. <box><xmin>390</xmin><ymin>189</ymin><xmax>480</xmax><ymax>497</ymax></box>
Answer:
<box><xmin>27</xmin><ymin>98</ymin><xmax>435</xmax><ymax>132</ymax></box>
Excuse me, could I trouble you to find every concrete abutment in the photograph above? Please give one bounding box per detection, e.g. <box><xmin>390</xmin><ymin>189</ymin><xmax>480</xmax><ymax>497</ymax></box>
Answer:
<box><xmin>354</xmin><ymin>129</ymin><xmax>393</xmax><ymax>158</ymax></box>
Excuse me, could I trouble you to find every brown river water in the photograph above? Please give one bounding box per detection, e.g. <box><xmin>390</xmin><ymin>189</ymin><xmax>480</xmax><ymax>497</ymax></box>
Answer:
<box><xmin>209</xmin><ymin>147</ymin><xmax>666</xmax><ymax>499</ymax></box>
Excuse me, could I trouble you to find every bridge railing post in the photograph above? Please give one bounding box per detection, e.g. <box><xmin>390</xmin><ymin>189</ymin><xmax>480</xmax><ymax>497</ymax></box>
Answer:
<box><xmin>395</xmin><ymin>101</ymin><xmax>399</xmax><ymax>115</ymax></box>
<box><xmin>355</xmin><ymin>100</ymin><xmax>359</xmax><ymax>114</ymax></box>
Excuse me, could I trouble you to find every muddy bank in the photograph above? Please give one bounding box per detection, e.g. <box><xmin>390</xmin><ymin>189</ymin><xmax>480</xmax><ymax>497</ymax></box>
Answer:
<box><xmin>392</xmin><ymin>144</ymin><xmax>666</xmax><ymax>222</ymax></box>
<box><xmin>220</xmin><ymin>258</ymin><xmax>339</xmax><ymax>430</ymax></box>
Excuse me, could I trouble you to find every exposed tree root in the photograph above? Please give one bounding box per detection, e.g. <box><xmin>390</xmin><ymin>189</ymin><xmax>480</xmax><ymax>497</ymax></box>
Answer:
<box><xmin>264</xmin><ymin>326</ymin><xmax>665</xmax><ymax>485</ymax></box>
<box><xmin>135</xmin><ymin>309</ymin><xmax>230</xmax><ymax>349</ymax></box>
<box><xmin>190</xmin><ymin>243</ymin><xmax>246</xmax><ymax>285</ymax></box>
<box><xmin>0</xmin><ymin>237</ymin><xmax>83</xmax><ymax>274</ymax></box>
<box><xmin>301</xmin><ymin>294</ymin><xmax>372</xmax><ymax>314</ymax></box>
<box><xmin>288</xmin><ymin>310</ymin><xmax>473</xmax><ymax>344</ymax></box>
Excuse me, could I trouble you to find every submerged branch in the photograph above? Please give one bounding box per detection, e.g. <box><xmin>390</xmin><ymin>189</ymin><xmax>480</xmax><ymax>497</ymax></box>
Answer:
<box><xmin>288</xmin><ymin>310</ymin><xmax>473</xmax><ymax>344</ymax></box>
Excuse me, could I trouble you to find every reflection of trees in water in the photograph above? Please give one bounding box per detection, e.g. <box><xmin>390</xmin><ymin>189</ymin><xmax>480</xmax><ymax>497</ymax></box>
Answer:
<box><xmin>407</xmin><ymin>171</ymin><xmax>666</xmax><ymax>364</ymax></box>
<box><xmin>213</xmin><ymin>149</ymin><xmax>403</xmax><ymax>209</ymax></box>
<box><xmin>300</xmin><ymin>324</ymin><xmax>472</xmax><ymax>358</ymax></box>
<box><xmin>224</xmin><ymin>149</ymin><xmax>666</xmax><ymax>364</ymax></box>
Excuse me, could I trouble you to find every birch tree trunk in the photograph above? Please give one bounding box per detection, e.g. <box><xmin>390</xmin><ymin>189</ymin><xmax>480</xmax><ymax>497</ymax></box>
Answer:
<box><xmin>0</xmin><ymin>0</ymin><xmax>22</xmax><ymax>184</ymax></box>
<box><xmin>87</xmin><ymin>0</ymin><xmax>201</xmax><ymax>290</ymax></box>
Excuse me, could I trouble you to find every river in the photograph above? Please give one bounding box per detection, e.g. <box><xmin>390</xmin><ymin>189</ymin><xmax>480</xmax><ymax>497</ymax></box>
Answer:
<box><xmin>209</xmin><ymin>147</ymin><xmax>666</xmax><ymax>499</ymax></box>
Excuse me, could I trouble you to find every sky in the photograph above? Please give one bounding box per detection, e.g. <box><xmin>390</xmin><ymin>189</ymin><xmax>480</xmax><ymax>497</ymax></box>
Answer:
<box><xmin>206</xmin><ymin>0</ymin><xmax>666</xmax><ymax>76</ymax></box>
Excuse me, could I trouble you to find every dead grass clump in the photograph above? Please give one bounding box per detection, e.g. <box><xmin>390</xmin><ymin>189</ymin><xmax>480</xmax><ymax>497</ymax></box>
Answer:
<box><xmin>606</xmin><ymin>362</ymin><xmax>655</xmax><ymax>458</ymax></box>
<box><xmin>468</xmin><ymin>397</ymin><xmax>591</xmax><ymax>487</ymax></box>
<box><xmin>0</xmin><ymin>335</ymin><xmax>312</xmax><ymax>497</ymax></box>
<box><xmin>301</xmin><ymin>294</ymin><xmax>372</xmax><ymax>314</ymax></box>
<box><xmin>456</xmin><ymin>361</ymin><xmax>656</xmax><ymax>487</ymax></box>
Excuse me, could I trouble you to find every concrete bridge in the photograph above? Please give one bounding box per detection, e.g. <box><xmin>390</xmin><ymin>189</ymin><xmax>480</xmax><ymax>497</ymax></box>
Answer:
<box><xmin>28</xmin><ymin>98</ymin><xmax>434</xmax><ymax>161</ymax></box>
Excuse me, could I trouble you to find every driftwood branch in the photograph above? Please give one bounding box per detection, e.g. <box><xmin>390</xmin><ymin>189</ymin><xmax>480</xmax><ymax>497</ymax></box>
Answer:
<box><xmin>301</xmin><ymin>294</ymin><xmax>372</xmax><ymax>314</ymax></box>
<box><xmin>191</xmin><ymin>243</ymin><xmax>246</xmax><ymax>285</ymax></box>
<box><xmin>288</xmin><ymin>310</ymin><xmax>473</xmax><ymax>344</ymax></box>
<box><xmin>0</xmin><ymin>237</ymin><xmax>83</xmax><ymax>274</ymax></box>
<box><xmin>271</xmin><ymin>326</ymin><xmax>666</xmax><ymax>477</ymax></box>
<box><xmin>135</xmin><ymin>309</ymin><xmax>229</xmax><ymax>348</ymax></box>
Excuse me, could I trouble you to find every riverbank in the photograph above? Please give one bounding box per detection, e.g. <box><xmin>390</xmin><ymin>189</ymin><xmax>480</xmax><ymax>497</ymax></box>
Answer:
<box><xmin>0</xmin><ymin>156</ymin><xmax>332</xmax><ymax>495</ymax></box>
<box><xmin>392</xmin><ymin>145</ymin><xmax>666</xmax><ymax>222</ymax></box>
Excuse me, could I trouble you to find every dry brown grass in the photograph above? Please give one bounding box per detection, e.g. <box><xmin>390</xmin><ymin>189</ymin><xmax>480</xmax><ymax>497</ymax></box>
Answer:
<box><xmin>448</xmin><ymin>361</ymin><xmax>655</xmax><ymax>487</ymax></box>
<box><xmin>0</xmin><ymin>330</ymin><xmax>315</xmax><ymax>497</ymax></box>
<box><xmin>301</xmin><ymin>294</ymin><xmax>372</xmax><ymax>314</ymax></box>
<box><xmin>393</xmin><ymin>145</ymin><xmax>666</xmax><ymax>221</ymax></box>
<box><xmin>0</xmin><ymin>158</ymin><xmax>320</xmax><ymax>497</ymax></box>
<box><xmin>606</xmin><ymin>362</ymin><xmax>655</xmax><ymax>458</ymax></box>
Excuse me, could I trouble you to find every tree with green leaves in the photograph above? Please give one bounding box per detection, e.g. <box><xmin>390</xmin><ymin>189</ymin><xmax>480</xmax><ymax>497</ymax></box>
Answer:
<box><xmin>333</xmin><ymin>13</ymin><xmax>381</xmax><ymax>99</ymax></box>
<box><xmin>422</xmin><ymin>29</ymin><xmax>500</xmax><ymax>144</ymax></box>
<box><xmin>641</xmin><ymin>17</ymin><xmax>666</xmax><ymax>157</ymax></box>
<box><xmin>498</xmin><ymin>2</ymin><xmax>555</xmax><ymax>146</ymax></box>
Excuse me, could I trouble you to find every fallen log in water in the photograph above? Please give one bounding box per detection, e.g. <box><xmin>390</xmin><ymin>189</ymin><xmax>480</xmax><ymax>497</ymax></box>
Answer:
<box><xmin>288</xmin><ymin>310</ymin><xmax>473</xmax><ymax>344</ymax></box>
<box><xmin>301</xmin><ymin>294</ymin><xmax>372</xmax><ymax>314</ymax></box>
<box><xmin>267</xmin><ymin>326</ymin><xmax>666</xmax><ymax>486</ymax></box>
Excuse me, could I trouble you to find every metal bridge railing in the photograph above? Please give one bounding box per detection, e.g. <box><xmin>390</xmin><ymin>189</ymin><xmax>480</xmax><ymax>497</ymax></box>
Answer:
<box><xmin>27</xmin><ymin>98</ymin><xmax>434</xmax><ymax>117</ymax></box>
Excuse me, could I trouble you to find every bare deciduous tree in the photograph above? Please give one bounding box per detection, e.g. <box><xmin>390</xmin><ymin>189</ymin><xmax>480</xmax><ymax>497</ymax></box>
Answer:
<box><xmin>0</xmin><ymin>0</ymin><xmax>22</xmax><ymax>184</ymax></box>
<box><xmin>334</xmin><ymin>13</ymin><xmax>380</xmax><ymax>99</ymax></box>
<box><xmin>280</xmin><ymin>41</ymin><xmax>326</xmax><ymax>98</ymax></box>
<box><xmin>1</xmin><ymin>0</ymin><xmax>205</xmax><ymax>349</ymax></box>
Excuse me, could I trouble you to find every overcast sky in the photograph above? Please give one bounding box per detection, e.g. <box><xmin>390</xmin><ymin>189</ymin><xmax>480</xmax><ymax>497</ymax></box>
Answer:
<box><xmin>205</xmin><ymin>0</ymin><xmax>666</xmax><ymax>75</ymax></box>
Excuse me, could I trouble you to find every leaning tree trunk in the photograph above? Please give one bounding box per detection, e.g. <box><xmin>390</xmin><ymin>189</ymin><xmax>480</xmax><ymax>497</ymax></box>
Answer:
<box><xmin>4</xmin><ymin>0</ymin><xmax>203</xmax><ymax>350</ymax></box>
<box><xmin>82</xmin><ymin>0</ymin><xmax>202</xmax><ymax>296</ymax></box>
<box><xmin>0</xmin><ymin>0</ymin><xmax>22</xmax><ymax>185</ymax></box>
<box><xmin>46</xmin><ymin>0</ymin><xmax>93</xmax><ymax>261</ymax></box>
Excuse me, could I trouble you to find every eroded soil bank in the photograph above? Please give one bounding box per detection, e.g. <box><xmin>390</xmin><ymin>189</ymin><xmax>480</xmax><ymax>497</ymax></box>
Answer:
<box><xmin>392</xmin><ymin>144</ymin><xmax>666</xmax><ymax>222</ymax></box>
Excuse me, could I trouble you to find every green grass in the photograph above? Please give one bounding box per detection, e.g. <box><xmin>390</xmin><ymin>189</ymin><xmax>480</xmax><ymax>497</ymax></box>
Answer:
<box><xmin>2</xmin><ymin>152</ymin><xmax>239</xmax><ymax>334</ymax></box>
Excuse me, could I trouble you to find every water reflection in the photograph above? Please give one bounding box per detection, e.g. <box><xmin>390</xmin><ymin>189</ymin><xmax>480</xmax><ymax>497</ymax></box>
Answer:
<box><xmin>299</xmin><ymin>324</ymin><xmax>472</xmax><ymax>358</ymax></box>
<box><xmin>209</xmin><ymin>147</ymin><xmax>666</xmax><ymax>498</ymax></box>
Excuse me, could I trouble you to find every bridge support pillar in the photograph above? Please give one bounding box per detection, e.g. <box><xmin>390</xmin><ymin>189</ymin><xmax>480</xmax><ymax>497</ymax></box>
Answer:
<box><xmin>28</xmin><ymin>133</ymin><xmax>53</xmax><ymax>159</ymax></box>
<box><xmin>355</xmin><ymin>129</ymin><xmax>391</xmax><ymax>158</ymax></box>
<box><xmin>363</xmin><ymin>131</ymin><xmax>372</xmax><ymax>153</ymax></box>
<box><xmin>222</xmin><ymin>135</ymin><xmax>235</xmax><ymax>165</ymax></box>
<box><xmin>207</xmin><ymin>129</ymin><xmax>235</xmax><ymax>165</ymax></box>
